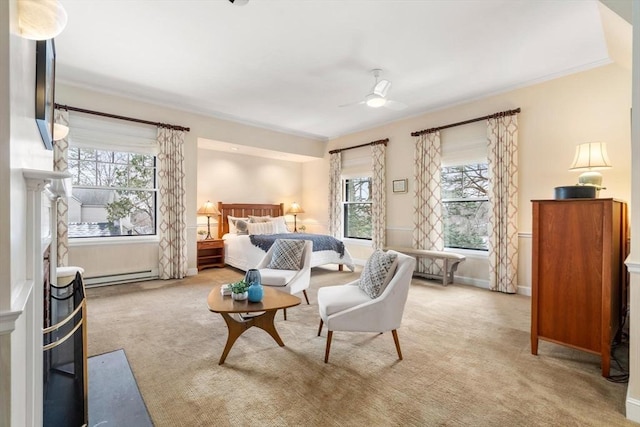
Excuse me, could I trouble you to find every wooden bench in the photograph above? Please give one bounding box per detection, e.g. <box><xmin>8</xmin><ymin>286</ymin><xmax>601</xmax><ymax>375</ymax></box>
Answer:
<box><xmin>385</xmin><ymin>247</ymin><xmax>466</xmax><ymax>286</ymax></box>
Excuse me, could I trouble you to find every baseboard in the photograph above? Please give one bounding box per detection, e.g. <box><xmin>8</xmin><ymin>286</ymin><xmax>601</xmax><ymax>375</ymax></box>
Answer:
<box><xmin>453</xmin><ymin>275</ymin><xmax>531</xmax><ymax>296</ymax></box>
<box><xmin>626</xmin><ymin>392</ymin><xmax>640</xmax><ymax>423</ymax></box>
<box><xmin>84</xmin><ymin>269</ymin><xmax>159</xmax><ymax>287</ymax></box>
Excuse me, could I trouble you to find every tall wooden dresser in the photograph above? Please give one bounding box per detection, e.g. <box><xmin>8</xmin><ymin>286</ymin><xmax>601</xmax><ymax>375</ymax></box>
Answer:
<box><xmin>531</xmin><ymin>198</ymin><xmax>628</xmax><ymax>377</ymax></box>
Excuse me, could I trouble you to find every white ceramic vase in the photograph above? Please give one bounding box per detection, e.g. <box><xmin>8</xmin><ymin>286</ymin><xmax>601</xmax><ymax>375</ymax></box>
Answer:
<box><xmin>231</xmin><ymin>291</ymin><xmax>248</xmax><ymax>301</ymax></box>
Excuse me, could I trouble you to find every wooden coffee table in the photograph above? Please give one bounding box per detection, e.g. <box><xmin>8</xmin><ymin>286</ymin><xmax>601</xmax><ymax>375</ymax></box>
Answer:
<box><xmin>207</xmin><ymin>284</ymin><xmax>301</xmax><ymax>365</ymax></box>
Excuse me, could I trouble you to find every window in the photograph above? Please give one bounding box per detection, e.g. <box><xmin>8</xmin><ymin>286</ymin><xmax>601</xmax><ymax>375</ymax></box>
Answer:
<box><xmin>441</xmin><ymin>163</ymin><xmax>489</xmax><ymax>251</ymax></box>
<box><xmin>343</xmin><ymin>177</ymin><xmax>372</xmax><ymax>239</ymax></box>
<box><xmin>67</xmin><ymin>146</ymin><xmax>157</xmax><ymax>238</ymax></box>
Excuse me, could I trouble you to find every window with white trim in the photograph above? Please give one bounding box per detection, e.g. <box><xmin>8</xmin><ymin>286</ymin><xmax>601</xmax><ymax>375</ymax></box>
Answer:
<box><xmin>343</xmin><ymin>177</ymin><xmax>372</xmax><ymax>240</ymax></box>
<box><xmin>440</xmin><ymin>121</ymin><xmax>489</xmax><ymax>251</ymax></box>
<box><xmin>66</xmin><ymin>114</ymin><xmax>158</xmax><ymax>238</ymax></box>
<box><xmin>441</xmin><ymin>163</ymin><xmax>489</xmax><ymax>250</ymax></box>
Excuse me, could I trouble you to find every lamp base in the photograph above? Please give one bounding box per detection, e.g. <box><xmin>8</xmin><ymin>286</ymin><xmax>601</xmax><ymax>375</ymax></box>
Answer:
<box><xmin>577</xmin><ymin>171</ymin><xmax>603</xmax><ymax>188</ymax></box>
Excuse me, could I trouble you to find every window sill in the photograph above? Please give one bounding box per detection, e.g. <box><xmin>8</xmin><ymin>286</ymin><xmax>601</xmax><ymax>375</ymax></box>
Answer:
<box><xmin>69</xmin><ymin>235</ymin><xmax>160</xmax><ymax>247</ymax></box>
<box><xmin>343</xmin><ymin>238</ymin><xmax>372</xmax><ymax>247</ymax></box>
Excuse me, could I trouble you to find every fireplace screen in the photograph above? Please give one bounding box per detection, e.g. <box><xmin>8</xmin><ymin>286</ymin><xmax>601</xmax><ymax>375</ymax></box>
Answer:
<box><xmin>43</xmin><ymin>272</ymin><xmax>87</xmax><ymax>426</ymax></box>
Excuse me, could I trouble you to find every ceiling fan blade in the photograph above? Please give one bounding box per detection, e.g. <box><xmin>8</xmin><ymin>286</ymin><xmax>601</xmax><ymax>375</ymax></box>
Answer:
<box><xmin>384</xmin><ymin>100</ymin><xmax>407</xmax><ymax>111</ymax></box>
<box><xmin>373</xmin><ymin>79</ymin><xmax>391</xmax><ymax>97</ymax></box>
<box><xmin>338</xmin><ymin>100</ymin><xmax>365</xmax><ymax>108</ymax></box>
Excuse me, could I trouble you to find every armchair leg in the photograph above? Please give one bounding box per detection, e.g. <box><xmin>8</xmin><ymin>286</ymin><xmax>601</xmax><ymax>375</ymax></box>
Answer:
<box><xmin>317</xmin><ymin>319</ymin><xmax>323</xmax><ymax>336</ymax></box>
<box><xmin>302</xmin><ymin>290</ymin><xmax>310</xmax><ymax>305</ymax></box>
<box><xmin>284</xmin><ymin>308</ymin><xmax>287</xmax><ymax>321</ymax></box>
<box><xmin>392</xmin><ymin>329</ymin><xmax>403</xmax><ymax>360</ymax></box>
<box><xmin>324</xmin><ymin>330</ymin><xmax>333</xmax><ymax>363</ymax></box>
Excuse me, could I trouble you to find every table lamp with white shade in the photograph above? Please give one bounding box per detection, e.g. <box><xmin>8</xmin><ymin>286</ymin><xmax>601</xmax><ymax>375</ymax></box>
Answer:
<box><xmin>569</xmin><ymin>142</ymin><xmax>612</xmax><ymax>193</ymax></box>
<box><xmin>286</xmin><ymin>202</ymin><xmax>305</xmax><ymax>232</ymax></box>
<box><xmin>197</xmin><ymin>200</ymin><xmax>220</xmax><ymax>240</ymax></box>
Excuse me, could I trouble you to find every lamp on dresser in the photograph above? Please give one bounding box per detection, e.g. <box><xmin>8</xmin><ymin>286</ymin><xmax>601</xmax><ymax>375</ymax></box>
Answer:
<box><xmin>286</xmin><ymin>202</ymin><xmax>305</xmax><ymax>232</ymax></box>
<box><xmin>569</xmin><ymin>142</ymin><xmax>612</xmax><ymax>192</ymax></box>
<box><xmin>197</xmin><ymin>200</ymin><xmax>220</xmax><ymax>240</ymax></box>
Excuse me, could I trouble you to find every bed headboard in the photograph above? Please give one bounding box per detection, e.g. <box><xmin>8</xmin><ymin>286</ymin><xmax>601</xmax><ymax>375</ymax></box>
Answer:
<box><xmin>217</xmin><ymin>202</ymin><xmax>285</xmax><ymax>238</ymax></box>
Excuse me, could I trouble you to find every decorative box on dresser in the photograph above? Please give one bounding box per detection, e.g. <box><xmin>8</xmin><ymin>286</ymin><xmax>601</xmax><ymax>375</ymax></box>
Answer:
<box><xmin>197</xmin><ymin>239</ymin><xmax>225</xmax><ymax>270</ymax></box>
<box><xmin>531</xmin><ymin>198</ymin><xmax>628</xmax><ymax>377</ymax></box>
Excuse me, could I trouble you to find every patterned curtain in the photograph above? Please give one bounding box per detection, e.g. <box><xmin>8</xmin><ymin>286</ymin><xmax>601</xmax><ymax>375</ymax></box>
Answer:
<box><xmin>53</xmin><ymin>109</ymin><xmax>69</xmax><ymax>267</ymax></box>
<box><xmin>371</xmin><ymin>143</ymin><xmax>386</xmax><ymax>250</ymax></box>
<box><xmin>487</xmin><ymin>114</ymin><xmax>519</xmax><ymax>293</ymax></box>
<box><xmin>157</xmin><ymin>127</ymin><xmax>188</xmax><ymax>279</ymax></box>
<box><xmin>328</xmin><ymin>152</ymin><xmax>342</xmax><ymax>238</ymax></box>
<box><xmin>413</xmin><ymin>131</ymin><xmax>444</xmax><ymax>276</ymax></box>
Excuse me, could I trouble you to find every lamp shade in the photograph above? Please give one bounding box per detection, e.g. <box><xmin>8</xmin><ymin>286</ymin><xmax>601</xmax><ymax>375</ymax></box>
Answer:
<box><xmin>197</xmin><ymin>200</ymin><xmax>220</xmax><ymax>217</ymax></box>
<box><xmin>18</xmin><ymin>0</ymin><xmax>68</xmax><ymax>40</ymax></box>
<box><xmin>286</xmin><ymin>202</ymin><xmax>305</xmax><ymax>214</ymax></box>
<box><xmin>569</xmin><ymin>142</ymin><xmax>612</xmax><ymax>171</ymax></box>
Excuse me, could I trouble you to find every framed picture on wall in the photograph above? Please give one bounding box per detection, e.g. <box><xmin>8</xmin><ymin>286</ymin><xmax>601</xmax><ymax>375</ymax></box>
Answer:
<box><xmin>393</xmin><ymin>179</ymin><xmax>408</xmax><ymax>193</ymax></box>
<box><xmin>35</xmin><ymin>38</ymin><xmax>56</xmax><ymax>150</ymax></box>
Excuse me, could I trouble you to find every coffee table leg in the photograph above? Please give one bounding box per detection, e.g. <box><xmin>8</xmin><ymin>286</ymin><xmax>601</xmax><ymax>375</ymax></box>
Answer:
<box><xmin>217</xmin><ymin>310</ymin><xmax>286</xmax><ymax>364</ymax></box>
<box><xmin>218</xmin><ymin>312</ymin><xmax>247</xmax><ymax>365</ymax></box>
<box><xmin>252</xmin><ymin>309</ymin><xmax>285</xmax><ymax>347</ymax></box>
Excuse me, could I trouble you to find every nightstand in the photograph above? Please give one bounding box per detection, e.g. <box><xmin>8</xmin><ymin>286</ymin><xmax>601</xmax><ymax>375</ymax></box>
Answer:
<box><xmin>197</xmin><ymin>239</ymin><xmax>225</xmax><ymax>270</ymax></box>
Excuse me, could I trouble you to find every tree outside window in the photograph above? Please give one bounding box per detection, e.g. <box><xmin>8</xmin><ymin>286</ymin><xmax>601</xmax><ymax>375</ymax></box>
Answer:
<box><xmin>441</xmin><ymin>163</ymin><xmax>489</xmax><ymax>250</ymax></box>
<box><xmin>67</xmin><ymin>146</ymin><xmax>156</xmax><ymax>238</ymax></box>
<box><xmin>343</xmin><ymin>177</ymin><xmax>372</xmax><ymax>239</ymax></box>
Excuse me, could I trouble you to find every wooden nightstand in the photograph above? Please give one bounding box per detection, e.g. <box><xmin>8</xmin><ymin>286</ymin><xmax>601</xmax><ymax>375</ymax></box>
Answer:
<box><xmin>197</xmin><ymin>239</ymin><xmax>225</xmax><ymax>270</ymax></box>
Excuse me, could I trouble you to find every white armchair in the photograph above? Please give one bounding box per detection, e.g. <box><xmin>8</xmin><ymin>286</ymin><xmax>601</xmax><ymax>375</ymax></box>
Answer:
<box><xmin>317</xmin><ymin>250</ymin><xmax>416</xmax><ymax>363</ymax></box>
<box><xmin>257</xmin><ymin>239</ymin><xmax>313</xmax><ymax>320</ymax></box>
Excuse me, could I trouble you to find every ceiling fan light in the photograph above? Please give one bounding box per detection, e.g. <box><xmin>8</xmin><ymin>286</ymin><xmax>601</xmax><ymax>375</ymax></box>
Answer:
<box><xmin>366</xmin><ymin>95</ymin><xmax>387</xmax><ymax>108</ymax></box>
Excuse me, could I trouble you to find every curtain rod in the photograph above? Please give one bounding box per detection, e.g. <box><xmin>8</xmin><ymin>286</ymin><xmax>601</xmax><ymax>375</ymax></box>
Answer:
<box><xmin>55</xmin><ymin>103</ymin><xmax>190</xmax><ymax>132</ymax></box>
<box><xmin>410</xmin><ymin>107</ymin><xmax>520</xmax><ymax>137</ymax></box>
<box><xmin>328</xmin><ymin>138</ymin><xmax>389</xmax><ymax>154</ymax></box>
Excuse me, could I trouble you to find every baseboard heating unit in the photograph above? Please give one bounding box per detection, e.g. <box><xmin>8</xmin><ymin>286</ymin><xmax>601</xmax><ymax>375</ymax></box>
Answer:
<box><xmin>84</xmin><ymin>270</ymin><xmax>158</xmax><ymax>287</ymax></box>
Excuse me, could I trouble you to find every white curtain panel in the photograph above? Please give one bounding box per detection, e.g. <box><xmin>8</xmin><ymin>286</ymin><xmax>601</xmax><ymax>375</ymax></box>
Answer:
<box><xmin>328</xmin><ymin>151</ymin><xmax>342</xmax><ymax>238</ymax></box>
<box><xmin>54</xmin><ymin>108</ymin><xmax>69</xmax><ymax>267</ymax></box>
<box><xmin>413</xmin><ymin>132</ymin><xmax>444</xmax><ymax>276</ymax></box>
<box><xmin>157</xmin><ymin>128</ymin><xmax>188</xmax><ymax>279</ymax></box>
<box><xmin>371</xmin><ymin>143</ymin><xmax>386</xmax><ymax>250</ymax></box>
<box><xmin>487</xmin><ymin>114</ymin><xmax>519</xmax><ymax>293</ymax></box>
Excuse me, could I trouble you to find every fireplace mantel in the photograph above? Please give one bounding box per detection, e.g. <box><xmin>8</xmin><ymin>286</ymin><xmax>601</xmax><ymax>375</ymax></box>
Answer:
<box><xmin>0</xmin><ymin>170</ymin><xmax>70</xmax><ymax>336</ymax></box>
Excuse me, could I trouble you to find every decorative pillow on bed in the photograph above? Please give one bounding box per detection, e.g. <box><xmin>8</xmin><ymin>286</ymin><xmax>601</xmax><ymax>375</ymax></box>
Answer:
<box><xmin>248</xmin><ymin>215</ymin><xmax>272</xmax><ymax>223</ymax></box>
<box><xmin>359</xmin><ymin>250</ymin><xmax>399</xmax><ymax>299</ymax></box>
<box><xmin>247</xmin><ymin>221</ymin><xmax>277</xmax><ymax>235</ymax></box>
<box><xmin>234</xmin><ymin>219</ymin><xmax>249</xmax><ymax>235</ymax></box>
<box><xmin>228</xmin><ymin>216</ymin><xmax>249</xmax><ymax>234</ymax></box>
<box><xmin>269</xmin><ymin>216</ymin><xmax>290</xmax><ymax>234</ymax></box>
<box><xmin>267</xmin><ymin>239</ymin><xmax>305</xmax><ymax>270</ymax></box>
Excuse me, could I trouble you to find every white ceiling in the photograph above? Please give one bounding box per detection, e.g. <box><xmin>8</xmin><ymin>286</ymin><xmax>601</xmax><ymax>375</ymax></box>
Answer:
<box><xmin>55</xmin><ymin>0</ymin><xmax>615</xmax><ymax>142</ymax></box>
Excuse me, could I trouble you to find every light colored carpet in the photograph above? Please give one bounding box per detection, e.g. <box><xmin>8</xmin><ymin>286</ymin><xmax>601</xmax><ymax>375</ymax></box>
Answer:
<box><xmin>85</xmin><ymin>266</ymin><xmax>632</xmax><ymax>426</ymax></box>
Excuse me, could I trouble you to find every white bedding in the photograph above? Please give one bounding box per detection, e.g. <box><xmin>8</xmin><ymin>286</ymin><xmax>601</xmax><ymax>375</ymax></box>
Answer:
<box><xmin>222</xmin><ymin>233</ymin><xmax>355</xmax><ymax>272</ymax></box>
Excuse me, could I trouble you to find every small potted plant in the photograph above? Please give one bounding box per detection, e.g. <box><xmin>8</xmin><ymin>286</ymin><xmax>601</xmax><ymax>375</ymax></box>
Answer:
<box><xmin>298</xmin><ymin>224</ymin><xmax>306</xmax><ymax>233</ymax></box>
<box><xmin>197</xmin><ymin>230</ymin><xmax>208</xmax><ymax>240</ymax></box>
<box><xmin>229</xmin><ymin>280</ymin><xmax>249</xmax><ymax>301</ymax></box>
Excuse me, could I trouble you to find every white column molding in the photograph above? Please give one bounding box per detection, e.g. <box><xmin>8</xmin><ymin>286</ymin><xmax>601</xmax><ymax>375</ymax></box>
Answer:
<box><xmin>626</xmin><ymin>0</ymin><xmax>640</xmax><ymax>422</ymax></box>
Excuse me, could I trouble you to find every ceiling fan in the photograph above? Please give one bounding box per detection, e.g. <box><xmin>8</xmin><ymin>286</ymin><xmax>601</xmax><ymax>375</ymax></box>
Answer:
<box><xmin>339</xmin><ymin>69</ymin><xmax>407</xmax><ymax>110</ymax></box>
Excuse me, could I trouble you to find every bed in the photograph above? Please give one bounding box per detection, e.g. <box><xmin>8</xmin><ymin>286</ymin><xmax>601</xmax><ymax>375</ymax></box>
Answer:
<box><xmin>216</xmin><ymin>202</ymin><xmax>355</xmax><ymax>272</ymax></box>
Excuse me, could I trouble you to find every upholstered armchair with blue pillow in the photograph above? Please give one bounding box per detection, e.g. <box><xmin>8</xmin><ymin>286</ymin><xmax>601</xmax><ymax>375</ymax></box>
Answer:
<box><xmin>257</xmin><ymin>239</ymin><xmax>313</xmax><ymax>320</ymax></box>
<box><xmin>317</xmin><ymin>249</ymin><xmax>416</xmax><ymax>363</ymax></box>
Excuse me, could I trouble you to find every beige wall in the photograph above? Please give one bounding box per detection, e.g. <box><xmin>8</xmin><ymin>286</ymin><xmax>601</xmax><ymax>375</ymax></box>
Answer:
<box><xmin>197</xmin><ymin>146</ymin><xmax>303</xmax><ymax>236</ymax></box>
<box><xmin>56</xmin><ymin>84</ymin><xmax>324</xmax><ymax>278</ymax></box>
<box><xmin>303</xmin><ymin>62</ymin><xmax>632</xmax><ymax>294</ymax></box>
